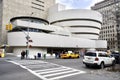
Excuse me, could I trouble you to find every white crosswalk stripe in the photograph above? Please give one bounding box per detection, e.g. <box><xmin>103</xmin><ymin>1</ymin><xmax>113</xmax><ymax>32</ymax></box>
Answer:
<box><xmin>38</xmin><ymin>67</ymin><xmax>71</xmax><ymax>74</ymax></box>
<box><xmin>8</xmin><ymin>60</ymin><xmax>86</xmax><ymax>80</ymax></box>
<box><xmin>48</xmin><ymin>71</ymin><xmax>85</xmax><ymax>80</ymax></box>
<box><xmin>43</xmin><ymin>69</ymin><xmax>78</xmax><ymax>77</ymax></box>
<box><xmin>35</xmin><ymin>66</ymin><xmax>65</xmax><ymax>72</ymax></box>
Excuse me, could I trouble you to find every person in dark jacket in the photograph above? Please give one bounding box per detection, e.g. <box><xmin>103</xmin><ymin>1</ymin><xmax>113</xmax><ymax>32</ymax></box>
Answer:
<box><xmin>21</xmin><ymin>50</ymin><xmax>26</xmax><ymax>59</ymax></box>
<box><xmin>37</xmin><ymin>53</ymin><xmax>41</xmax><ymax>59</ymax></box>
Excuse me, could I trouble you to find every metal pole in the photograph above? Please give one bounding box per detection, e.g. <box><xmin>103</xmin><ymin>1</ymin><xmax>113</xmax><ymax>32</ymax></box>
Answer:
<box><xmin>26</xmin><ymin>28</ymin><xmax>29</xmax><ymax>59</ymax></box>
<box><xmin>26</xmin><ymin>12</ymin><xmax>34</xmax><ymax>59</ymax></box>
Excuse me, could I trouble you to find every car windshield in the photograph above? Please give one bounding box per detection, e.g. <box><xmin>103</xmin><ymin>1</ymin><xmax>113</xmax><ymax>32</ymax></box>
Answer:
<box><xmin>85</xmin><ymin>52</ymin><xmax>96</xmax><ymax>57</ymax></box>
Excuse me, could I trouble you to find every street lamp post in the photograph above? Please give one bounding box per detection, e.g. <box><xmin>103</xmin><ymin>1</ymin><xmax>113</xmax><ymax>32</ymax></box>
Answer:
<box><xmin>26</xmin><ymin>35</ymin><xmax>30</xmax><ymax>59</ymax></box>
<box><xmin>26</xmin><ymin>12</ymin><xmax>34</xmax><ymax>59</ymax></box>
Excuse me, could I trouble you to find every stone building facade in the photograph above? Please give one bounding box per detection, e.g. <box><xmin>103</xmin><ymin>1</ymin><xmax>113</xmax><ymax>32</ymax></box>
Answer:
<box><xmin>91</xmin><ymin>0</ymin><xmax>120</xmax><ymax>50</ymax></box>
<box><xmin>0</xmin><ymin>0</ymin><xmax>55</xmax><ymax>44</ymax></box>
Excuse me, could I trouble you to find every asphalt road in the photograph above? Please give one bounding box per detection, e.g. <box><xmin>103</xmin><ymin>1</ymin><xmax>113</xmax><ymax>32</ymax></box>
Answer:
<box><xmin>0</xmin><ymin>57</ymin><xmax>120</xmax><ymax>80</ymax></box>
<box><xmin>0</xmin><ymin>60</ymin><xmax>42</xmax><ymax>80</ymax></box>
<box><xmin>41</xmin><ymin>58</ymin><xmax>120</xmax><ymax>80</ymax></box>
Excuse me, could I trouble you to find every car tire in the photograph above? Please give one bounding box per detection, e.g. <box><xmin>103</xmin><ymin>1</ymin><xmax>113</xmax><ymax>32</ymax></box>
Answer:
<box><xmin>69</xmin><ymin>56</ymin><xmax>71</xmax><ymax>58</ymax></box>
<box><xmin>85</xmin><ymin>64</ymin><xmax>90</xmax><ymax>68</ymax></box>
<box><xmin>77</xmin><ymin>56</ymin><xmax>79</xmax><ymax>58</ymax></box>
<box><xmin>100</xmin><ymin>62</ymin><xmax>104</xmax><ymax>69</ymax></box>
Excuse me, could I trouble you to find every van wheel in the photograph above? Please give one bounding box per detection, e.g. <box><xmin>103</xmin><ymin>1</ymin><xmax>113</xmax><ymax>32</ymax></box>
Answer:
<box><xmin>100</xmin><ymin>62</ymin><xmax>104</xmax><ymax>69</ymax></box>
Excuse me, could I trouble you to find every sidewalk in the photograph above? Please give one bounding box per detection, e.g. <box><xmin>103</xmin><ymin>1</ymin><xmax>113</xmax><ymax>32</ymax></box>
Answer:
<box><xmin>114</xmin><ymin>64</ymin><xmax>120</xmax><ymax>72</ymax></box>
<box><xmin>106</xmin><ymin>64</ymin><xmax>120</xmax><ymax>72</ymax></box>
<box><xmin>0</xmin><ymin>53</ymin><xmax>56</xmax><ymax>61</ymax></box>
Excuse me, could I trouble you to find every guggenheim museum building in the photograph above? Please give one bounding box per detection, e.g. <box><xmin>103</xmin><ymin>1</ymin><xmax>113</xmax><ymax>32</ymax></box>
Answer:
<box><xmin>7</xmin><ymin>4</ymin><xmax>107</xmax><ymax>57</ymax></box>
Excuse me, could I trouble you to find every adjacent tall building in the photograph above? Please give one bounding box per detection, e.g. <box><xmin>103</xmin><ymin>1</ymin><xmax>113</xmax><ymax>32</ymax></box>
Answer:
<box><xmin>0</xmin><ymin>0</ymin><xmax>55</xmax><ymax>45</ymax></box>
<box><xmin>91</xmin><ymin>0</ymin><xmax>120</xmax><ymax>51</ymax></box>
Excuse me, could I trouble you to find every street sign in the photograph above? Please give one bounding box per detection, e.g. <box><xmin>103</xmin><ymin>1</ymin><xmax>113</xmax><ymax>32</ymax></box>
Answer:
<box><xmin>26</xmin><ymin>36</ymin><xmax>30</xmax><ymax>40</ymax></box>
<box><xmin>29</xmin><ymin>39</ymin><xmax>33</xmax><ymax>42</ymax></box>
<box><xmin>6</xmin><ymin>24</ymin><xmax>13</xmax><ymax>30</ymax></box>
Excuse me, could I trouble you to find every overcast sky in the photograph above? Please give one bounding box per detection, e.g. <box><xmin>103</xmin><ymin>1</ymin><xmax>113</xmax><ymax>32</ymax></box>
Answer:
<box><xmin>56</xmin><ymin>0</ymin><xmax>104</xmax><ymax>9</ymax></box>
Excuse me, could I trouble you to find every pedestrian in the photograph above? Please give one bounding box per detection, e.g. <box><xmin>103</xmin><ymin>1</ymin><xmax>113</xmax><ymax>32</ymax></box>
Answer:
<box><xmin>34</xmin><ymin>55</ymin><xmax>37</xmax><ymax>60</ymax></box>
<box><xmin>43</xmin><ymin>54</ymin><xmax>46</xmax><ymax>59</ymax></box>
<box><xmin>21</xmin><ymin>50</ymin><xmax>25</xmax><ymax>59</ymax></box>
<box><xmin>55</xmin><ymin>52</ymin><xmax>58</xmax><ymax>58</ymax></box>
<box><xmin>58</xmin><ymin>52</ymin><xmax>60</xmax><ymax>58</ymax></box>
<box><xmin>37</xmin><ymin>53</ymin><xmax>41</xmax><ymax>59</ymax></box>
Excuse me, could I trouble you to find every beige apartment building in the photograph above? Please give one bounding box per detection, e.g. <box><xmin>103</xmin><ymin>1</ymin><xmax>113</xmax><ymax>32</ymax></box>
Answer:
<box><xmin>0</xmin><ymin>0</ymin><xmax>55</xmax><ymax>45</ymax></box>
<box><xmin>91</xmin><ymin>0</ymin><xmax>120</xmax><ymax>51</ymax></box>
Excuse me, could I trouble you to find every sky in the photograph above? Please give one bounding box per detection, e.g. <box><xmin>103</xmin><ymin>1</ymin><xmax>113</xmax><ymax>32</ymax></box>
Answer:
<box><xmin>56</xmin><ymin>0</ymin><xmax>104</xmax><ymax>9</ymax></box>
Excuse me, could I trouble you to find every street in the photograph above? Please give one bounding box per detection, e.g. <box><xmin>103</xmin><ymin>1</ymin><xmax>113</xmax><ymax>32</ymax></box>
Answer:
<box><xmin>0</xmin><ymin>57</ymin><xmax>120</xmax><ymax>80</ymax></box>
<box><xmin>42</xmin><ymin>58</ymin><xmax>120</xmax><ymax>80</ymax></box>
<box><xmin>0</xmin><ymin>60</ymin><xmax>42</xmax><ymax>80</ymax></box>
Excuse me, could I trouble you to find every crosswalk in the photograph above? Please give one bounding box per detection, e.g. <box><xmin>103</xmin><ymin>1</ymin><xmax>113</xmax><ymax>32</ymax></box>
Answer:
<box><xmin>8</xmin><ymin>60</ymin><xmax>86</xmax><ymax>80</ymax></box>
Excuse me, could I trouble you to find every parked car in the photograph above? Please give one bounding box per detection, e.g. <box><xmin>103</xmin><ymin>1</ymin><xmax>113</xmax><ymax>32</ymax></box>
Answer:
<box><xmin>60</xmin><ymin>51</ymin><xmax>80</xmax><ymax>59</ymax></box>
<box><xmin>111</xmin><ymin>51</ymin><xmax>120</xmax><ymax>64</ymax></box>
<box><xmin>83</xmin><ymin>51</ymin><xmax>115</xmax><ymax>69</ymax></box>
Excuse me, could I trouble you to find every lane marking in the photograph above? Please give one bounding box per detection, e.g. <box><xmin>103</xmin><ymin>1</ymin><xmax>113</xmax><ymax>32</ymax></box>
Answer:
<box><xmin>13</xmin><ymin>60</ymin><xmax>48</xmax><ymax>65</ymax></box>
<box><xmin>35</xmin><ymin>66</ymin><xmax>65</xmax><ymax>72</ymax></box>
<box><xmin>39</xmin><ymin>68</ymin><xmax>71</xmax><ymax>74</ymax></box>
<box><xmin>49</xmin><ymin>71</ymin><xmax>86</xmax><ymax>80</ymax></box>
<box><xmin>7</xmin><ymin>61</ymin><xmax>50</xmax><ymax>80</ymax></box>
<box><xmin>7</xmin><ymin>60</ymin><xmax>86</xmax><ymax>80</ymax></box>
<box><xmin>44</xmin><ymin>69</ymin><xmax>78</xmax><ymax>77</ymax></box>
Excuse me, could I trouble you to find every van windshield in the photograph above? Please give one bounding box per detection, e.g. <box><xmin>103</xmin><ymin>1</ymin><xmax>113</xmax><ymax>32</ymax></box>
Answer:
<box><xmin>85</xmin><ymin>52</ymin><xmax>96</xmax><ymax>57</ymax></box>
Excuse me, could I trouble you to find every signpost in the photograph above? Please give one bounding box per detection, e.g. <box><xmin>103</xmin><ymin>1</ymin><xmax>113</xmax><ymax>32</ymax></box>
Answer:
<box><xmin>26</xmin><ymin>35</ymin><xmax>33</xmax><ymax>58</ymax></box>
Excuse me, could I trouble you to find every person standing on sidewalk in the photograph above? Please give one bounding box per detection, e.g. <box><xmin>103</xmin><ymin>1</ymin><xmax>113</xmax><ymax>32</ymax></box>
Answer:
<box><xmin>37</xmin><ymin>53</ymin><xmax>41</xmax><ymax>59</ymax></box>
<box><xmin>43</xmin><ymin>53</ymin><xmax>46</xmax><ymax>59</ymax></box>
<box><xmin>21</xmin><ymin>50</ymin><xmax>25</xmax><ymax>59</ymax></box>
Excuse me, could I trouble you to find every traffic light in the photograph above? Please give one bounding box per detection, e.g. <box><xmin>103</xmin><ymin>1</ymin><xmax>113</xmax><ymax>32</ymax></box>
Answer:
<box><xmin>6</xmin><ymin>23</ymin><xmax>13</xmax><ymax>30</ymax></box>
<box><xmin>6</xmin><ymin>24</ymin><xmax>9</xmax><ymax>30</ymax></box>
<box><xmin>9</xmin><ymin>24</ymin><xmax>13</xmax><ymax>30</ymax></box>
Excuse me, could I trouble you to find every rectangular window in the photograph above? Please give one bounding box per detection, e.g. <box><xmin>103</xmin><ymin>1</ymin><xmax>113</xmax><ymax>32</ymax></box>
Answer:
<box><xmin>31</xmin><ymin>6</ymin><xmax>44</xmax><ymax>11</ymax></box>
<box><xmin>36</xmin><ymin>0</ymin><xmax>44</xmax><ymax>3</ymax></box>
<box><xmin>85</xmin><ymin>52</ymin><xmax>96</xmax><ymax>57</ymax></box>
<box><xmin>32</xmin><ymin>2</ymin><xmax>44</xmax><ymax>7</ymax></box>
<box><xmin>98</xmin><ymin>53</ymin><xmax>108</xmax><ymax>57</ymax></box>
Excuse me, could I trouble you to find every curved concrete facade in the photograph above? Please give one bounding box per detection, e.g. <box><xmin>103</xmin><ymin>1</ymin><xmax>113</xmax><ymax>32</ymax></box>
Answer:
<box><xmin>7</xmin><ymin>5</ymin><xmax>107</xmax><ymax>57</ymax></box>
<box><xmin>8</xmin><ymin>32</ymin><xmax>96</xmax><ymax>48</ymax></box>
<box><xmin>47</xmin><ymin>9</ymin><xmax>102</xmax><ymax>39</ymax></box>
<box><xmin>8</xmin><ymin>32</ymin><xmax>107</xmax><ymax>57</ymax></box>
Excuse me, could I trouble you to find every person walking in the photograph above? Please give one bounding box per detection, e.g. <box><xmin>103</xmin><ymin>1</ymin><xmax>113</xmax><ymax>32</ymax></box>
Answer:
<box><xmin>37</xmin><ymin>53</ymin><xmax>41</xmax><ymax>59</ymax></box>
<box><xmin>55</xmin><ymin>52</ymin><xmax>58</xmax><ymax>58</ymax></box>
<box><xmin>21</xmin><ymin>50</ymin><xmax>26</xmax><ymax>59</ymax></box>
